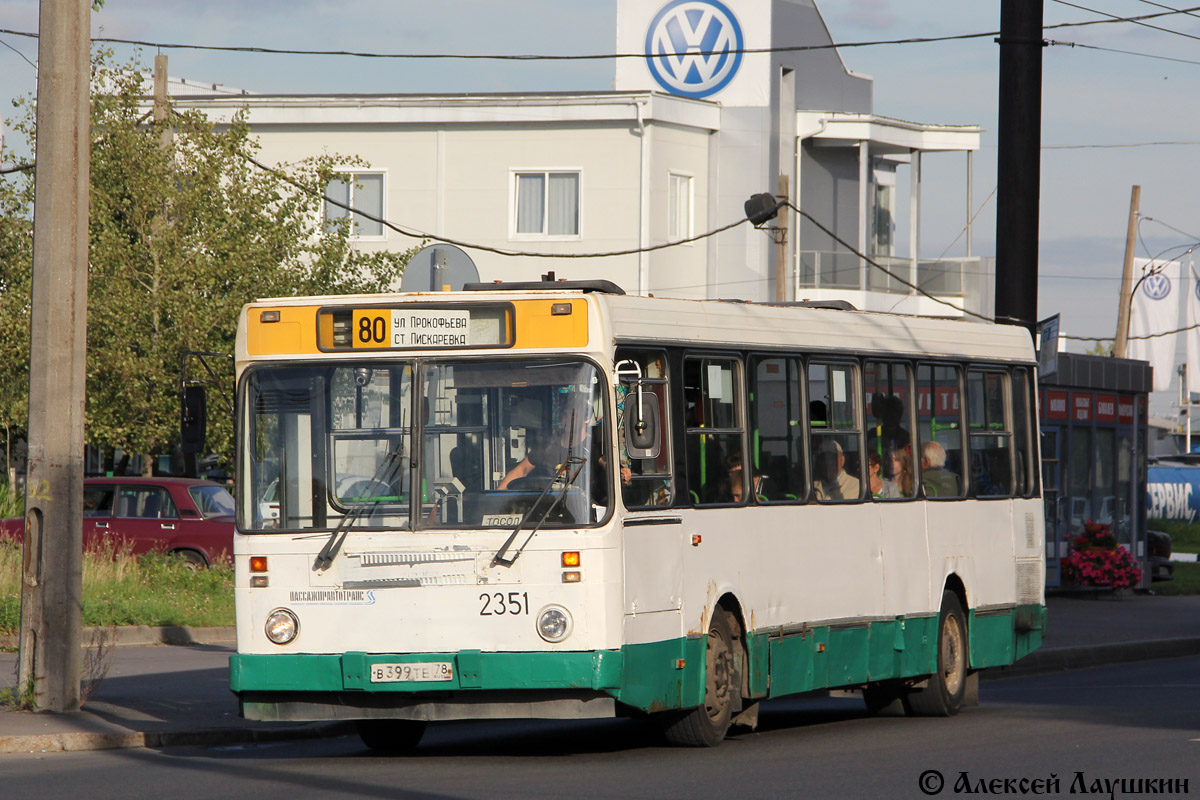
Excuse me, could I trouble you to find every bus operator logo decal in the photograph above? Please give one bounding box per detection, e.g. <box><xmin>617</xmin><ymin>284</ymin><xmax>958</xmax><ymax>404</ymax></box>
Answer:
<box><xmin>1142</xmin><ymin>273</ymin><xmax>1171</xmax><ymax>300</ymax></box>
<box><xmin>644</xmin><ymin>0</ymin><xmax>744</xmax><ymax>99</ymax></box>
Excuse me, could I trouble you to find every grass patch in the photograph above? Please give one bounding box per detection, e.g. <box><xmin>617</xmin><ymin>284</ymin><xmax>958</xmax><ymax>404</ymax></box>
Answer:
<box><xmin>0</xmin><ymin>540</ymin><xmax>234</xmax><ymax>637</ymax></box>
<box><xmin>1147</xmin><ymin>519</ymin><xmax>1200</xmax><ymax>553</ymax></box>
<box><xmin>1152</xmin><ymin>561</ymin><xmax>1200</xmax><ymax>595</ymax></box>
<box><xmin>0</xmin><ymin>486</ymin><xmax>22</xmax><ymax>521</ymax></box>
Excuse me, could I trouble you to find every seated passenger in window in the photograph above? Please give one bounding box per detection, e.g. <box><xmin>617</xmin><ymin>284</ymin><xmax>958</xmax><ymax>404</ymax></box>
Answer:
<box><xmin>868</xmin><ymin>452</ymin><xmax>901</xmax><ymax>499</ymax></box>
<box><xmin>890</xmin><ymin>447</ymin><xmax>915</xmax><ymax>498</ymax></box>
<box><xmin>920</xmin><ymin>441</ymin><xmax>960</xmax><ymax>497</ymax></box>
<box><xmin>814</xmin><ymin>439</ymin><xmax>860</xmax><ymax>501</ymax></box>
<box><xmin>726</xmin><ymin>454</ymin><xmax>765</xmax><ymax>504</ymax></box>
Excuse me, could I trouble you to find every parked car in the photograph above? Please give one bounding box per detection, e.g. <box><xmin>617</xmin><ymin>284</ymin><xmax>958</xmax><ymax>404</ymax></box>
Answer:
<box><xmin>0</xmin><ymin>477</ymin><xmax>234</xmax><ymax>569</ymax></box>
<box><xmin>1147</xmin><ymin>529</ymin><xmax>1175</xmax><ymax>582</ymax></box>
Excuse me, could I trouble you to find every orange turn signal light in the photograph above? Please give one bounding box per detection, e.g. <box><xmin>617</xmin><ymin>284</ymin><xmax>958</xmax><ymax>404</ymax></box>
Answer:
<box><xmin>561</xmin><ymin>551</ymin><xmax>580</xmax><ymax>568</ymax></box>
<box><xmin>250</xmin><ymin>556</ymin><xmax>269</xmax><ymax>573</ymax></box>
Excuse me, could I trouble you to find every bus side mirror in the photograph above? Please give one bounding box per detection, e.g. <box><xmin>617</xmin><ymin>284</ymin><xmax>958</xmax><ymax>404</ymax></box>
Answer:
<box><xmin>624</xmin><ymin>388</ymin><xmax>661</xmax><ymax>460</ymax></box>
<box><xmin>181</xmin><ymin>385</ymin><xmax>207</xmax><ymax>455</ymax></box>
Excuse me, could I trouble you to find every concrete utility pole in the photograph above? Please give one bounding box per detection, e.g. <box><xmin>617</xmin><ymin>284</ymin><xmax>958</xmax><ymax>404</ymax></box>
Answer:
<box><xmin>18</xmin><ymin>0</ymin><xmax>91</xmax><ymax>713</ymax></box>
<box><xmin>1113</xmin><ymin>185</ymin><xmax>1141</xmax><ymax>358</ymax></box>
<box><xmin>775</xmin><ymin>175</ymin><xmax>789</xmax><ymax>302</ymax></box>
<box><xmin>993</xmin><ymin>0</ymin><xmax>1044</xmax><ymax>339</ymax></box>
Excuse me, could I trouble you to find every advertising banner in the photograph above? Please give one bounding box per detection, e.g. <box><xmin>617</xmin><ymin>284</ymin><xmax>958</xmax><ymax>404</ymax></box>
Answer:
<box><xmin>1147</xmin><ymin>465</ymin><xmax>1200</xmax><ymax>523</ymax></box>
<box><xmin>1128</xmin><ymin>257</ymin><xmax>1181</xmax><ymax>392</ymax></box>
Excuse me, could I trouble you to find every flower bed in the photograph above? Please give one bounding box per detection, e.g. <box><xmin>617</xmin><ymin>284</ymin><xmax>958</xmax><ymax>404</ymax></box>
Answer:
<box><xmin>1060</xmin><ymin>521</ymin><xmax>1142</xmax><ymax>590</ymax></box>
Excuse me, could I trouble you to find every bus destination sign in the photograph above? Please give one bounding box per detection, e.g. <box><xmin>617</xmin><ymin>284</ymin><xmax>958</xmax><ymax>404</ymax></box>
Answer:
<box><xmin>344</xmin><ymin>306</ymin><xmax>511</xmax><ymax>350</ymax></box>
<box><xmin>354</xmin><ymin>308</ymin><xmax>470</xmax><ymax>348</ymax></box>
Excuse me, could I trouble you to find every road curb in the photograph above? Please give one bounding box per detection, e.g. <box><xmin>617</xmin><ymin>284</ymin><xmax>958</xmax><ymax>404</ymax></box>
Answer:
<box><xmin>984</xmin><ymin>637</ymin><xmax>1200</xmax><ymax>680</ymax></box>
<box><xmin>0</xmin><ymin>721</ymin><xmax>353</xmax><ymax>755</ymax></box>
<box><xmin>0</xmin><ymin>626</ymin><xmax>235</xmax><ymax>651</ymax></box>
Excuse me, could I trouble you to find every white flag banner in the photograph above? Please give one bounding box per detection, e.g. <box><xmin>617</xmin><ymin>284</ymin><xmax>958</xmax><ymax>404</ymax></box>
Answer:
<box><xmin>1187</xmin><ymin>259</ymin><xmax>1200</xmax><ymax>396</ymax></box>
<box><xmin>1128</xmin><ymin>257</ymin><xmax>1181</xmax><ymax>392</ymax></box>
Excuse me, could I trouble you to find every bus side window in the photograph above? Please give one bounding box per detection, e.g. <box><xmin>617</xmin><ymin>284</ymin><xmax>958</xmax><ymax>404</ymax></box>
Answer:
<box><xmin>684</xmin><ymin>356</ymin><xmax>745</xmax><ymax>505</ymax></box>
<box><xmin>917</xmin><ymin>363</ymin><xmax>965</xmax><ymax>499</ymax></box>
<box><xmin>1012</xmin><ymin>368</ymin><xmax>1036</xmax><ymax>496</ymax></box>
<box><xmin>865</xmin><ymin>360</ymin><xmax>914</xmax><ymax>499</ymax></box>
<box><xmin>967</xmin><ymin>369</ymin><xmax>1013</xmax><ymax>497</ymax></box>
<box><xmin>617</xmin><ymin>350</ymin><xmax>674</xmax><ymax>509</ymax></box>
<box><xmin>750</xmin><ymin>356</ymin><xmax>805</xmax><ymax>502</ymax></box>
<box><xmin>808</xmin><ymin>361</ymin><xmax>863</xmax><ymax>502</ymax></box>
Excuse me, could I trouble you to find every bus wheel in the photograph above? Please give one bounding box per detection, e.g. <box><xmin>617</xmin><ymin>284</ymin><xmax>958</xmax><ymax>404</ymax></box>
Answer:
<box><xmin>905</xmin><ymin>590</ymin><xmax>968</xmax><ymax>717</ymax></box>
<box><xmin>660</xmin><ymin>606</ymin><xmax>737</xmax><ymax>747</ymax></box>
<box><xmin>356</xmin><ymin>719</ymin><xmax>427</xmax><ymax>753</ymax></box>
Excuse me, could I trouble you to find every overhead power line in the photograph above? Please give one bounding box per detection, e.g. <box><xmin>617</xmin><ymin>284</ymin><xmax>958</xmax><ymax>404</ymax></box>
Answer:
<box><xmin>1049</xmin><ymin>38</ymin><xmax>1200</xmax><ymax>66</ymax></box>
<box><xmin>2</xmin><ymin>7</ymin><xmax>1199</xmax><ymax>62</ymax></box>
<box><xmin>1052</xmin><ymin>0</ymin><xmax>1200</xmax><ymax>41</ymax></box>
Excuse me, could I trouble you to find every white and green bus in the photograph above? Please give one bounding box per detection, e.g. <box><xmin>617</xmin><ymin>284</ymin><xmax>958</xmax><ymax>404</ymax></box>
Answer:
<box><xmin>229</xmin><ymin>279</ymin><xmax>1045</xmax><ymax>749</ymax></box>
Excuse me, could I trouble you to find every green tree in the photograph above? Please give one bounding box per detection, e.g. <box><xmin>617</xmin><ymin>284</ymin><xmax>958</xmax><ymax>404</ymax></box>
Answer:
<box><xmin>0</xmin><ymin>51</ymin><xmax>418</xmax><ymax>475</ymax></box>
<box><xmin>0</xmin><ymin>160</ymin><xmax>33</xmax><ymax>499</ymax></box>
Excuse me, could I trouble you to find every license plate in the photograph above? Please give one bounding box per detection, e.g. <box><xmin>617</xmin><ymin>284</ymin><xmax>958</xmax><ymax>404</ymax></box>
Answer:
<box><xmin>370</xmin><ymin>661</ymin><xmax>454</xmax><ymax>683</ymax></box>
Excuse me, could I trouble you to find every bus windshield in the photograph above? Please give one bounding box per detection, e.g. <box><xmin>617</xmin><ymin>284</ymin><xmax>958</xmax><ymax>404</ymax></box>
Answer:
<box><xmin>241</xmin><ymin>359</ymin><xmax>610</xmax><ymax>532</ymax></box>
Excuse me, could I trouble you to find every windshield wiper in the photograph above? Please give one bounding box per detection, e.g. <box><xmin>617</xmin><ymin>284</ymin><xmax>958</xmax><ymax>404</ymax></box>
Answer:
<box><xmin>313</xmin><ymin>447</ymin><xmax>405</xmax><ymax>572</ymax></box>
<box><xmin>491</xmin><ymin>456</ymin><xmax>585</xmax><ymax>568</ymax></box>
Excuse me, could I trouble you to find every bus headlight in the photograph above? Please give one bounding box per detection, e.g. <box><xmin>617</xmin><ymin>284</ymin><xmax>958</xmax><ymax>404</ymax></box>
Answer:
<box><xmin>265</xmin><ymin>608</ymin><xmax>299</xmax><ymax>645</ymax></box>
<box><xmin>536</xmin><ymin>605</ymin><xmax>572</xmax><ymax>643</ymax></box>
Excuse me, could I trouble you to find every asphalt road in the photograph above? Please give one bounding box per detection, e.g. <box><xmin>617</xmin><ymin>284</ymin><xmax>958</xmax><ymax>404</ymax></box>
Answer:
<box><xmin>2</xmin><ymin>656</ymin><xmax>1197</xmax><ymax>800</ymax></box>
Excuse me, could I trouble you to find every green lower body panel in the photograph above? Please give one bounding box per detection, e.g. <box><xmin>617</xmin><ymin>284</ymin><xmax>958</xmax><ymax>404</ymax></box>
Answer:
<box><xmin>230</xmin><ymin>604</ymin><xmax>1046</xmax><ymax>718</ymax></box>
<box><xmin>970</xmin><ymin>603</ymin><xmax>1046</xmax><ymax>669</ymax></box>
<box><xmin>762</xmin><ymin>616</ymin><xmax>940</xmax><ymax>697</ymax></box>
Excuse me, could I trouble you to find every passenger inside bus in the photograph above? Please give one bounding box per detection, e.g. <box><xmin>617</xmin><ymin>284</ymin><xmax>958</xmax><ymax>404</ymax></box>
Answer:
<box><xmin>920</xmin><ymin>441</ymin><xmax>961</xmax><ymax>497</ymax></box>
<box><xmin>868</xmin><ymin>452</ymin><xmax>901</xmax><ymax>499</ymax></box>
<box><xmin>813</xmin><ymin>439</ymin><xmax>861</xmax><ymax>501</ymax></box>
<box><xmin>890</xmin><ymin>447</ymin><xmax>915</xmax><ymax>498</ymax></box>
<box><xmin>727</xmin><ymin>455</ymin><xmax>767</xmax><ymax>503</ymax></box>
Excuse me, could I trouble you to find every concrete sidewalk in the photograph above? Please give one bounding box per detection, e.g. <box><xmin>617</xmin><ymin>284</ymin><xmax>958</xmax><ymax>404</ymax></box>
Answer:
<box><xmin>1</xmin><ymin>592</ymin><xmax>1198</xmax><ymax>754</ymax></box>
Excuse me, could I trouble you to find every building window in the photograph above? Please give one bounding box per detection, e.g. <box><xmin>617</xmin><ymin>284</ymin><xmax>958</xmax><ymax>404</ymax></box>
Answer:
<box><xmin>668</xmin><ymin>172</ymin><xmax>693</xmax><ymax>242</ymax></box>
<box><xmin>513</xmin><ymin>171</ymin><xmax>580</xmax><ymax>237</ymax></box>
<box><xmin>324</xmin><ymin>172</ymin><xmax>385</xmax><ymax>239</ymax></box>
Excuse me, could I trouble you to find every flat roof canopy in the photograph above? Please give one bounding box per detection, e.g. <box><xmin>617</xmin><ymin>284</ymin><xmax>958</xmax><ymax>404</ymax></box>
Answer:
<box><xmin>798</xmin><ymin>111</ymin><xmax>980</xmax><ymax>155</ymax></box>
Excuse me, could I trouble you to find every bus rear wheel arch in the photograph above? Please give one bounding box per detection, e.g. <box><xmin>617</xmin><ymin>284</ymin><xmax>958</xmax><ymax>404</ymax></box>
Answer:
<box><xmin>658</xmin><ymin>604</ymin><xmax>744</xmax><ymax>746</ymax></box>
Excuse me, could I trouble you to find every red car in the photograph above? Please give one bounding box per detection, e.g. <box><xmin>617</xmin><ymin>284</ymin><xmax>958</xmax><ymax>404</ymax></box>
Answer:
<box><xmin>0</xmin><ymin>477</ymin><xmax>234</xmax><ymax>569</ymax></box>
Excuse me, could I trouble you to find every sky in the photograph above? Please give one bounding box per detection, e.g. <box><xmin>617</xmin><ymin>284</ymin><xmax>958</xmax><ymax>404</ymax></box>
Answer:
<box><xmin>2</xmin><ymin>0</ymin><xmax>1199</xmax><ymax>411</ymax></box>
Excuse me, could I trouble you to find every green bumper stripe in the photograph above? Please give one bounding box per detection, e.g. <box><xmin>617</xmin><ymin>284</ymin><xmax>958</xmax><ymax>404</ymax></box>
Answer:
<box><xmin>231</xmin><ymin>649</ymin><xmax>624</xmax><ymax>694</ymax></box>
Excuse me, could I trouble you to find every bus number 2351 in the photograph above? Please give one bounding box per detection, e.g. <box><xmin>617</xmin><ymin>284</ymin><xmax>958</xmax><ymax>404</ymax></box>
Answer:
<box><xmin>479</xmin><ymin>592</ymin><xmax>530</xmax><ymax>616</ymax></box>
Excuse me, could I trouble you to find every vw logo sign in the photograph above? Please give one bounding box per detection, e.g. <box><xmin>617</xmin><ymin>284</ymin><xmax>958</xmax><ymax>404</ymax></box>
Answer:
<box><xmin>1142</xmin><ymin>273</ymin><xmax>1171</xmax><ymax>301</ymax></box>
<box><xmin>1194</xmin><ymin>278</ymin><xmax>1200</xmax><ymax>301</ymax></box>
<box><xmin>644</xmin><ymin>0</ymin><xmax>744</xmax><ymax>99</ymax></box>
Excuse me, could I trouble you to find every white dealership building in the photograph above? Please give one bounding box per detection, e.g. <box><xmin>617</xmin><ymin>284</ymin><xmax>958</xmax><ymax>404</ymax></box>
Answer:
<box><xmin>165</xmin><ymin>0</ymin><xmax>987</xmax><ymax>315</ymax></box>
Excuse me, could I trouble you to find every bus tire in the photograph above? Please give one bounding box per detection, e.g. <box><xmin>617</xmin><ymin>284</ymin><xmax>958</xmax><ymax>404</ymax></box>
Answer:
<box><xmin>660</xmin><ymin>606</ymin><xmax>737</xmax><ymax>747</ymax></box>
<box><xmin>905</xmin><ymin>590</ymin><xmax>968</xmax><ymax>717</ymax></box>
<box><xmin>356</xmin><ymin>719</ymin><xmax>427</xmax><ymax>753</ymax></box>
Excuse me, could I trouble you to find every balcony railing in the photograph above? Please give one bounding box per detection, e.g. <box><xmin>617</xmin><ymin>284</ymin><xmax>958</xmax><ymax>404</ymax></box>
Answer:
<box><xmin>798</xmin><ymin>251</ymin><xmax>977</xmax><ymax>296</ymax></box>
